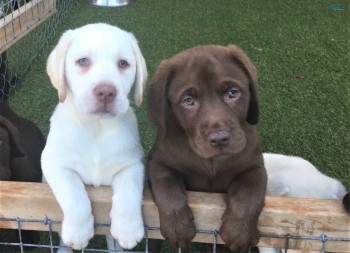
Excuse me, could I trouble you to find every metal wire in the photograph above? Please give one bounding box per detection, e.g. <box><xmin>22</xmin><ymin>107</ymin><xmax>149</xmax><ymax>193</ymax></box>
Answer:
<box><xmin>283</xmin><ymin>234</ymin><xmax>290</xmax><ymax>253</ymax></box>
<box><xmin>0</xmin><ymin>0</ymin><xmax>76</xmax><ymax>101</ymax></box>
<box><xmin>145</xmin><ymin>226</ymin><xmax>149</xmax><ymax>253</ymax></box>
<box><xmin>212</xmin><ymin>230</ymin><xmax>218</xmax><ymax>253</ymax></box>
<box><xmin>1</xmin><ymin>217</ymin><xmax>350</xmax><ymax>253</ymax></box>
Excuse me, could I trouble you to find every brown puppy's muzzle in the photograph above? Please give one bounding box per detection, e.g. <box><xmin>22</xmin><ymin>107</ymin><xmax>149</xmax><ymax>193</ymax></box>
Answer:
<box><xmin>209</xmin><ymin>130</ymin><xmax>230</xmax><ymax>148</ymax></box>
<box><xmin>191</xmin><ymin>118</ymin><xmax>246</xmax><ymax>159</ymax></box>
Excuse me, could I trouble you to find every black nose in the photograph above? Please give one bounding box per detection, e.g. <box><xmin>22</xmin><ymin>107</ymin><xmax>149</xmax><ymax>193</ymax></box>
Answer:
<box><xmin>209</xmin><ymin>130</ymin><xmax>230</xmax><ymax>148</ymax></box>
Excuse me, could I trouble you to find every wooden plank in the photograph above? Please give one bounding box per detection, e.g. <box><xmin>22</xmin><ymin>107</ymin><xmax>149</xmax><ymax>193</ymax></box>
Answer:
<box><xmin>0</xmin><ymin>0</ymin><xmax>57</xmax><ymax>53</ymax></box>
<box><xmin>0</xmin><ymin>181</ymin><xmax>349</xmax><ymax>252</ymax></box>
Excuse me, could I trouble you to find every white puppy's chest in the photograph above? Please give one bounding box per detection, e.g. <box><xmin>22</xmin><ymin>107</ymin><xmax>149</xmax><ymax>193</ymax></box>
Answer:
<box><xmin>71</xmin><ymin>130</ymin><xmax>129</xmax><ymax>185</ymax></box>
<box><xmin>44</xmin><ymin>105</ymin><xmax>143</xmax><ymax>186</ymax></box>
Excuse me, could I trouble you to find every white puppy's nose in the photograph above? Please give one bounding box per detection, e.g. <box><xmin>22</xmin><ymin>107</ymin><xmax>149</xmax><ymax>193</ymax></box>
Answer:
<box><xmin>94</xmin><ymin>84</ymin><xmax>117</xmax><ymax>104</ymax></box>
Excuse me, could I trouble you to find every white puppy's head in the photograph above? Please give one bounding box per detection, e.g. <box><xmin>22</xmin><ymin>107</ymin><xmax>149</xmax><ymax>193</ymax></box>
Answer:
<box><xmin>47</xmin><ymin>23</ymin><xmax>147</xmax><ymax>117</ymax></box>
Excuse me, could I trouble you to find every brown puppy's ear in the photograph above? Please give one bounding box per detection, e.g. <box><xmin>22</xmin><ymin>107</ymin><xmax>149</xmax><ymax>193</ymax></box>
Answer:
<box><xmin>227</xmin><ymin>45</ymin><xmax>259</xmax><ymax>124</ymax></box>
<box><xmin>147</xmin><ymin>60</ymin><xmax>174</xmax><ymax>137</ymax></box>
<box><xmin>0</xmin><ymin>116</ymin><xmax>25</xmax><ymax>157</ymax></box>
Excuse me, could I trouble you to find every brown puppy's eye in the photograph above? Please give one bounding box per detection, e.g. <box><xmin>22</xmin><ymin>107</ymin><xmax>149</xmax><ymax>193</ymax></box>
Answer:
<box><xmin>228</xmin><ymin>89</ymin><xmax>240</xmax><ymax>99</ymax></box>
<box><xmin>119</xmin><ymin>59</ymin><xmax>129</xmax><ymax>68</ymax></box>
<box><xmin>183</xmin><ymin>96</ymin><xmax>195</xmax><ymax>106</ymax></box>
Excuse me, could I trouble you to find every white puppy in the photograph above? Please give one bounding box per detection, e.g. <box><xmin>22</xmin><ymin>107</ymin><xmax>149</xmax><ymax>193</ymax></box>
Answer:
<box><xmin>264</xmin><ymin>153</ymin><xmax>346</xmax><ymax>199</ymax></box>
<box><xmin>259</xmin><ymin>153</ymin><xmax>347</xmax><ymax>253</ymax></box>
<box><xmin>41</xmin><ymin>23</ymin><xmax>147</xmax><ymax>251</ymax></box>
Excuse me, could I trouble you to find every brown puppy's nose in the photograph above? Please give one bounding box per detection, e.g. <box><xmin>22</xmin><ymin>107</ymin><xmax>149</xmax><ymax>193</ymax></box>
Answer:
<box><xmin>94</xmin><ymin>84</ymin><xmax>116</xmax><ymax>104</ymax></box>
<box><xmin>209</xmin><ymin>130</ymin><xmax>230</xmax><ymax>148</ymax></box>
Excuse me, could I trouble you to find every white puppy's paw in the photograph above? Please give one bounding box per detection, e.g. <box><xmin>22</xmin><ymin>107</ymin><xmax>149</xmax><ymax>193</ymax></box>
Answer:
<box><xmin>61</xmin><ymin>213</ymin><xmax>94</xmax><ymax>250</ymax></box>
<box><xmin>111</xmin><ymin>216</ymin><xmax>144</xmax><ymax>249</ymax></box>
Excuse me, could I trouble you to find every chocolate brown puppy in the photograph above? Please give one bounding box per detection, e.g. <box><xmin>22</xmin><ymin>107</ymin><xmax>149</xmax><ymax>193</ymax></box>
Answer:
<box><xmin>147</xmin><ymin>45</ymin><xmax>267</xmax><ymax>252</ymax></box>
<box><xmin>0</xmin><ymin>101</ymin><xmax>44</xmax><ymax>182</ymax></box>
<box><xmin>0</xmin><ymin>101</ymin><xmax>45</xmax><ymax>250</ymax></box>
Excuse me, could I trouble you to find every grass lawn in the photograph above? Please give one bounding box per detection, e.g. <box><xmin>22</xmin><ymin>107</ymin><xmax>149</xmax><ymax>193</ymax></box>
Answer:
<box><xmin>6</xmin><ymin>0</ymin><xmax>350</xmax><ymax>252</ymax></box>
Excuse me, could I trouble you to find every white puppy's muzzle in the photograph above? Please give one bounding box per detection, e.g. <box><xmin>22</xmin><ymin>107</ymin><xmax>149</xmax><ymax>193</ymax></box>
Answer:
<box><xmin>92</xmin><ymin>83</ymin><xmax>117</xmax><ymax>115</ymax></box>
<box><xmin>94</xmin><ymin>83</ymin><xmax>117</xmax><ymax>104</ymax></box>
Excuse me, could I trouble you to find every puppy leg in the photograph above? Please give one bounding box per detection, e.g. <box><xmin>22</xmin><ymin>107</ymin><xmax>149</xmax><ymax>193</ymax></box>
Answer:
<box><xmin>110</xmin><ymin>161</ymin><xmax>145</xmax><ymax>249</ymax></box>
<box><xmin>148</xmin><ymin>161</ymin><xmax>196</xmax><ymax>248</ymax></box>
<box><xmin>42</xmin><ymin>167</ymin><xmax>94</xmax><ymax>250</ymax></box>
<box><xmin>220</xmin><ymin>166</ymin><xmax>266</xmax><ymax>252</ymax></box>
<box><xmin>266</xmin><ymin>173</ymin><xmax>290</xmax><ymax>197</ymax></box>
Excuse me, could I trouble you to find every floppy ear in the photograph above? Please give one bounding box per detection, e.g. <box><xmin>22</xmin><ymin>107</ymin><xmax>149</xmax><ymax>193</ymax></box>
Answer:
<box><xmin>46</xmin><ymin>30</ymin><xmax>74</xmax><ymax>102</ymax></box>
<box><xmin>227</xmin><ymin>45</ymin><xmax>259</xmax><ymax>124</ymax></box>
<box><xmin>147</xmin><ymin>60</ymin><xmax>174</xmax><ymax>137</ymax></box>
<box><xmin>0</xmin><ymin>116</ymin><xmax>25</xmax><ymax>157</ymax></box>
<box><xmin>128</xmin><ymin>33</ymin><xmax>148</xmax><ymax>106</ymax></box>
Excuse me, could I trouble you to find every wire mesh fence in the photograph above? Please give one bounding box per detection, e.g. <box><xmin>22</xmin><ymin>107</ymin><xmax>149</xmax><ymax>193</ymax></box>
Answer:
<box><xmin>0</xmin><ymin>216</ymin><xmax>349</xmax><ymax>253</ymax></box>
<box><xmin>1</xmin><ymin>181</ymin><xmax>350</xmax><ymax>253</ymax></box>
<box><xmin>0</xmin><ymin>0</ymin><xmax>76</xmax><ymax>101</ymax></box>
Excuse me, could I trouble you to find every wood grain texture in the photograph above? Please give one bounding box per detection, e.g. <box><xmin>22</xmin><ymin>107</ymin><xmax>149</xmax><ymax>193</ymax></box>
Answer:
<box><xmin>0</xmin><ymin>0</ymin><xmax>56</xmax><ymax>53</ymax></box>
<box><xmin>0</xmin><ymin>181</ymin><xmax>349</xmax><ymax>252</ymax></box>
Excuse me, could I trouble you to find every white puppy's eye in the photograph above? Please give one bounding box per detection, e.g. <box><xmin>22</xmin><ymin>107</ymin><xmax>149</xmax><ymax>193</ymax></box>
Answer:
<box><xmin>77</xmin><ymin>58</ymin><xmax>89</xmax><ymax>66</ymax></box>
<box><xmin>119</xmin><ymin>60</ymin><xmax>129</xmax><ymax>68</ymax></box>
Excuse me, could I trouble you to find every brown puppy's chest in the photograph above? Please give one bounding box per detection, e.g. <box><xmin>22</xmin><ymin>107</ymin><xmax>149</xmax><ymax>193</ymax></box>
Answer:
<box><xmin>155</xmin><ymin>133</ymin><xmax>258</xmax><ymax>193</ymax></box>
<box><xmin>182</xmin><ymin>156</ymin><xmax>256</xmax><ymax>192</ymax></box>
<box><xmin>183</xmin><ymin>169</ymin><xmax>236</xmax><ymax>193</ymax></box>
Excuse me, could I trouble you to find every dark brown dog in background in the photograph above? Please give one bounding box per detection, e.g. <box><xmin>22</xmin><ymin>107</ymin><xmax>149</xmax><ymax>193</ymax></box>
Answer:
<box><xmin>343</xmin><ymin>192</ymin><xmax>350</xmax><ymax>213</ymax></box>
<box><xmin>0</xmin><ymin>101</ymin><xmax>45</xmax><ymax>181</ymax></box>
<box><xmin>0</xmin><ymin>101</ymin><xmax>46</xmax><ymax>250</ymax></box>
<box><xmin>147</xmin><ymin>45</ymin><xmax>267</xmax><ymax>252</ymax></box>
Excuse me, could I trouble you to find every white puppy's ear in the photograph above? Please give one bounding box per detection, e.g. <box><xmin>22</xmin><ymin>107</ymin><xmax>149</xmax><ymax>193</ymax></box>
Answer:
<box><xmin>47</xmin><ymin>30</ymin><xmax>74</xmax><ymax>102</ymax></box>
<box><xmin>128</xmin><ymin>33</ymin><xmax>148</xmax><ymax>106</ymax></box>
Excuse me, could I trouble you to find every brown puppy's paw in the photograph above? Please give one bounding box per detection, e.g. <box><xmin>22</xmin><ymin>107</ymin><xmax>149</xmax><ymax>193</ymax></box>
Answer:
<box><xmin>159</xmin><ymin>206</ymin><xmax>196</xmax><ymax>248</ymax></box>
<box><xmin>219</xmin><ymin>217</ymin><xmax>259</xmax><ymax>252</ymax></box>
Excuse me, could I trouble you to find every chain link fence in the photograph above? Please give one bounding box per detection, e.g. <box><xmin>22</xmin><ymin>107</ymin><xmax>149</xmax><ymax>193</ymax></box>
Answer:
<box><xmin>0</xmin><ymin>0</ymin><xmax>76</xmax><ymax>101</ymax></box>
<box><xmin>1</xmin><ymin>216</ymin><xmax>349</xmax><ymax>253</ymax></box>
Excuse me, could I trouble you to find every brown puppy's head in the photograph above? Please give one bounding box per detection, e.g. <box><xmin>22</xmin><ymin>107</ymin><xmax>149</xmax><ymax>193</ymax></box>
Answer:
<box><xmin>148</xmin><ymin>45</ymin><xmax>259</xmax><ymax>159</ymax></box>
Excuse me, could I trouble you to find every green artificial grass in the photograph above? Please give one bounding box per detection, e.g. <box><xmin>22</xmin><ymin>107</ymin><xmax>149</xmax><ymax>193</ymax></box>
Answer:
<box><xmin>6</xmin><ymin>0</ymin><xmax>350</xmax><ymax>252</ymax></box>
